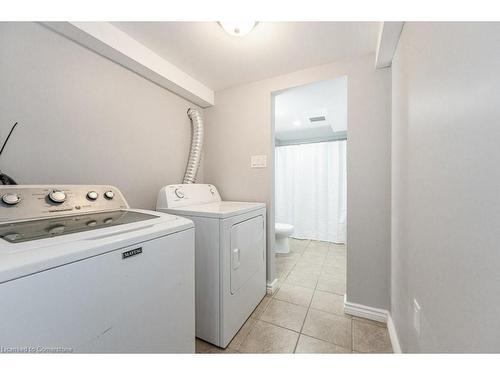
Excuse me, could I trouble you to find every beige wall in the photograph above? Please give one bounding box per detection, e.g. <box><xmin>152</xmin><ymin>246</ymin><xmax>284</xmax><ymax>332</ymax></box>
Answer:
<box><xmin>391</xmin><ymin>22</ymin><xmax>500</xmax><ymax>352</ymax></box>
<box><xmin>204</xmin><ymin>53</ymin><xmax>391</xmax><ymax>309</ymax></box>
<box><xmin>0</xmin><ymin>22</ymin><xmax>202</xmax><ymax>209</ymax></box>
<box><xmin>0</xmin><ymin>21</ymin><xmax>391</xmax><ymax>310</ymax></box>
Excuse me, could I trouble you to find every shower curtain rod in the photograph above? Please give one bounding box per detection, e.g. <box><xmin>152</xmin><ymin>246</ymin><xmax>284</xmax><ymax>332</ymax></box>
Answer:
<box><xmin>275</xmin><ymin>131</ymin><xmax>347</xmax><ymax>147</ymax></box>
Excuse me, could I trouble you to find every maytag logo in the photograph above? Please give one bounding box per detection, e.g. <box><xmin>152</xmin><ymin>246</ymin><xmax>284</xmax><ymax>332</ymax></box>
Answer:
<box><xmin>122</xmin><ymin>247</ymin><xmax>142</xmax><ymax>259</ymax></box>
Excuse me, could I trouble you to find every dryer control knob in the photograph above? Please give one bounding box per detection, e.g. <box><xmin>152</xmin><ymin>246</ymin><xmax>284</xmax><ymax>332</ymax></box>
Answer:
<box><xmin>2</xmin><ymin>193</ymin><xmax>21</xmax><ymax>205</ymax></box>
<box><xmin>48</xmin><ymin>190</ymin><xmax>66</xmax><ymax>203</ymax></box>
<box><xmin>87</xmin><ymin>191</ymin><xmax>98</xmax><ymax>200</ymax></box>
<box><xmin>174</xmin><ymin>188</ymin><xmax>184</xmax><ymax>199</ymax></box>
<box><xmin>104</xmin><ymin>190</ymin><xmax>114</xmax><ymax>200</ymax></box>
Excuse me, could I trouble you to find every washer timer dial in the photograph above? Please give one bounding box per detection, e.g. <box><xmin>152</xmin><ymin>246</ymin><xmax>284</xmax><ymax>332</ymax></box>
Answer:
<box><xmin>2</xmin><ymin>193</ymin><xmax>21</xmax><ymax>205</ymax></box>
<box><xmin>48</xmin><ymin>190</ymin><xmax>66</xmax><ymax>204</ymax></box>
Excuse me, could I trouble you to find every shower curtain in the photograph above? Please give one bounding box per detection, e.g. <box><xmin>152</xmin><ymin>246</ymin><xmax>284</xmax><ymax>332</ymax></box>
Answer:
<box><xmin>275</xmin><ymin>141</ymin><xmax>347</xmax><ymax>243</ymax></box>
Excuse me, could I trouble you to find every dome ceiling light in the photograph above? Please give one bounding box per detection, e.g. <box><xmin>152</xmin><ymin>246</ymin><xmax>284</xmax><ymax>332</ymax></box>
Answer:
<box><xmin>218</xmin><ymin>21</ymin><xmax>258</xmax><ymax>37</ymax></box>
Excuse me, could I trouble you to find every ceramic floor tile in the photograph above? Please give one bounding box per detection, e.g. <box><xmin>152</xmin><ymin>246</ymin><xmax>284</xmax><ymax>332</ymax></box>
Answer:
<box><xmin>293</xmin><ymin>262</ymin><xmax>323</xmax><ymax>276</ymax></box>
<box><xmin>228</xmin><ymin>317</ymin><xmax>257</xmax><ymax>351</ymax></box>
<box><xmin>195</xmin><ymin>240</ymin><xmax>393</xmax><ymax>355</ymax></box>
<box><xmin>310</xmin><ymin>290</ymin><xmax>346</xmax><ymax>316</ymax></box>
<box><xmin>328</xmin><ymin>251</ymin><xmax>347</xmax><ymax>260</ymax></box>
<box><xmin>322</xmin><ymin>255</ymin><xmax>345</xmax><ymax>266</ymax></box>
<box><xmin>290</xmin><ymin>239</ymin><xmax>310</xmax><ymax>254</ymax></box>
<box><xmin>326</xmin><ymin>250</ymin><xmax>347</xmax><ymax>259</ymax></box>
<box><xmin>320</xmin><ymin>267</ymin><xmax>346</xmax><ymax>281</ymax></box>
<box><xmin>276</xmin><ymin>257</ymin><xmax>299</xmax><ymax>269</ymax></box>
<box><xmin>303</xmin><ymin>248</ymin><xmax>329</xmax><ymax>259</ymax></box>
<box><xmin>352</xmin><ymin>320</ymin><xmax>392</xmax><ymax>353</ymax></box>
<box><xmin>238</xmin><ymin>320</ymin><xmax>299</xmax><ymax>353</ymax></box>
<box><xmin>278</xmin><ymin>272</ymin><xmax>290</xmax><ymax>284</ymax></box>
<box><xmin>322</xmin><ymin>261</ymin><xmax>346</xmax><ymax>273</ymax></box>
<box><xmin>250</xmin><ymin>295</ymin><xmax>272</xmax><ymax>319</ymax></box>
<box><xmin>307</xmin><ymin>241</ymin><xmax>330</xmax><ymax>251</ymax></box>
<box><xmin>274</xmin><ymin>283</ymin><xmax>314</xmax><ymax>307</ymax></box>
<box><xmin>276</xmin><ymin>263</ymin><xmax>294</xmax><ymax>280</ymax></box>
<box><xmin>328</xmin><ymin>243</ymin><xmax>346</xmax><ymax>253</ymax></box>
<box><xmin>318</xmin><ymin>271</ymin><xmax>346</xmax><ymax>282</ymax></box>
<box><xmin>278</xmin><ymin>248</ymin><xmax>302</xmax><ymax>256</ymax></box>
<box><xmin>352</xmin><ymin>316</ymin><xmax>387</xmax><ymax>328</ymax></box>
<box><xmin>316</xmin><ymin>275</ymin><xmax>346</xmax><ymax>295</ymax></box>
<box><xmin>198</xmin><ymin>239</ymin><xmax>392</xmax><ymax>354</ymax></box>
<box><xmin>276</xmin><ymin>263</ymin><xmax>293</xmax><ymax>274</ymax></box>
<box><xmin>324</xmin><ymin>255</ymin><xmax>346</xmax><ymax>268</ymax></box>
<box><xmin>260</xmin><ymin>299</ymin><xmax>308</xmax><ymax>332</ymax></box>
<box><xmin>302</xmin><ymin>309</ymin><xmax>352</xmax><ymax>349</ymax></box>
<box><xmin>196</xmin><ymin>339</ymin><xmax>236</xmax><ymax>353</ymax></box>
<box><xmin>284</xmin><ymin>270</ymin><xmax>319</xmax><ymax>289</ymax></box>
<box><xmin>276</xmin><ymin>252</ymin><xmax>301</xmax><ymax>263</ymax></box>
<box><xmin>295</xmin><ymin>334</ymin><xmax>351</xmax><ymax>353</ymax></box>
<box><xmin>300</xmin><ymin>252</ymin><xmax>327</xmax><ymax>265</ymax></box>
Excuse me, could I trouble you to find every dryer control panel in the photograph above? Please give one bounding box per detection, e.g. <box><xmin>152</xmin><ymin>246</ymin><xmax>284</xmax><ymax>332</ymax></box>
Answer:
<box><xmin>156</xmin><ymin>184</ymin><xmax>222</xmax><ymax>209</ymax></box>
<box><xmin>0</xmin><ymin>185</ymin><xmax>128</xmax><ymax>223</ymax></box>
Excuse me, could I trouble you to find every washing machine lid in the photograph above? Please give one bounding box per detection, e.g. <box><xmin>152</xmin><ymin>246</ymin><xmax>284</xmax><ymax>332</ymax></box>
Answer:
<box><xmin>162</xmin><ymin>201</ymin><xmax>265</xmax><ymax>219</ymax></box>
<box><xmin>0</xmin><ymin>209</ymin><xmax>194</xmax><ymax>284</ymax></box>
<box><xmin>0</xmin><ymin>210</ymin><xmax>159</xmax><ymax>244</ymax></box>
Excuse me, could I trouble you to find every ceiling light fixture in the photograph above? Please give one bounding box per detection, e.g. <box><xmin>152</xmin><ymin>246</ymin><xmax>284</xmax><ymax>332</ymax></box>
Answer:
<box><xmin>218</xmin><ymin>21</ymin><xmax>257</xmax><ymax>37</ymax></box>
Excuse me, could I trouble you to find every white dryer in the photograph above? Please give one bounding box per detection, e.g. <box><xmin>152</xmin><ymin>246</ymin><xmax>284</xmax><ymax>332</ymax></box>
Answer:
<box><xmin>0</xmin><ymin>185</ymin><xmax>195</xmax><ymax>353</ymax></box>
<box><xmin>157</xmin><ymin>184</ymin><xmax>266</xmax><ymax>348</ymax></box>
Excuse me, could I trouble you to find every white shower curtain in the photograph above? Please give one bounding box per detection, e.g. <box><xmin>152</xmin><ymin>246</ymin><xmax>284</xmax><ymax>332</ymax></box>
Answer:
<box><xmin>275</xmin><ymin>141</ymin><xmax>347</xmax><ymax>243</ymax></box>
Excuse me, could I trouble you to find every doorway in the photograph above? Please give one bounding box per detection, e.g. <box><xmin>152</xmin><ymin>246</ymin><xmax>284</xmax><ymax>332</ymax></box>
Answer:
<box><xmin>270</xmin><ymin>75</ymin><xmax>348</xmax><ymax>289</ymax></box>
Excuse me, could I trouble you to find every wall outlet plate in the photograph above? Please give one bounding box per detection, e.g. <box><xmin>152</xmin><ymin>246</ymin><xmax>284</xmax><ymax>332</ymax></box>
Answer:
<box><xmin>251</xmin><ymin>155</ymin><xmax>267</xmax><ymax>168</ymax></box>
<box><xmin>413</xmin><ymin>298</ymin><xmax>421</xmax><ymax>337</ymax></box>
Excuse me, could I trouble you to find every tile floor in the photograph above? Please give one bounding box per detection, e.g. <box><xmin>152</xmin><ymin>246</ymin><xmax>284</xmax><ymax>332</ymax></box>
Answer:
<box><xmin>196</xmin><ymin>239</ymin><xmax>393</xmax><ymax>354</ymax></box>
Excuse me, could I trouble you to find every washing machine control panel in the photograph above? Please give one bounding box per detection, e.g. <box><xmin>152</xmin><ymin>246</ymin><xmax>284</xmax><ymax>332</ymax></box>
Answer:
<box><xmin>157</xmin><ymin>184</ymin><xmax>222</xmax><ymax>209</ymax></box>
<box><xmin>0</xmin><ymin>185</ymin><xmax>129</xmax><ymax>222</ymax></box>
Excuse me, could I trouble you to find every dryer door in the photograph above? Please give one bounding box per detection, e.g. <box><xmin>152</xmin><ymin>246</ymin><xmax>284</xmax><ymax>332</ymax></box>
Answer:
<box><xmin>229</xmin><ymin>215</ymin><xmax>265</xmax><ymax>294</ymax></box>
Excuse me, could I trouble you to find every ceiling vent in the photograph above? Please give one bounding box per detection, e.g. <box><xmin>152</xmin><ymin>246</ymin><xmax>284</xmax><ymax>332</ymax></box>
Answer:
<box><xmin>309</xmin><ymin>115</ymin><xmax>326</xmax><ymax>123</ymax></box>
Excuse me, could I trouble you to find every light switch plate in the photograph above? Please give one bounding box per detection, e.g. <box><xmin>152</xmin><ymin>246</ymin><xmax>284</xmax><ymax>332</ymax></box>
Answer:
<box><xmin>251</xmin><ymin>155</ymin><xmax>267</xmax><ymax>168</ymax></box>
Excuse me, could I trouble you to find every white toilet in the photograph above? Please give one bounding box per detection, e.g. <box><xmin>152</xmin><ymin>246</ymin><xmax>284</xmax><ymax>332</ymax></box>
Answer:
<box><xmin>275</xmin><ymin>222</ymin><xmax>294</xmax><ymax>254</ymax></box>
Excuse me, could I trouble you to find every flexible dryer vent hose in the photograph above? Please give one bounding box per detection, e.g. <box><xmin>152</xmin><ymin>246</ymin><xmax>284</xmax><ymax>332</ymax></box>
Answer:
<box><xmin>182</xmin><ymin>108</ymin><xmax>204</xmax><ymax>184</ymax></box>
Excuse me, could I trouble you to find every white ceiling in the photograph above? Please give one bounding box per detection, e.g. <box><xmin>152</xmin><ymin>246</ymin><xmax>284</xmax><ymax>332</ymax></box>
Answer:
<box><xmin>274</xmin><ymin>76</ymin><xmax>347</xmax><ymax>144</ymax></box>
<box><xmin>112</xmin><ymin>22</ymin><xmax>379</xmax><ymax>91</ymax></box>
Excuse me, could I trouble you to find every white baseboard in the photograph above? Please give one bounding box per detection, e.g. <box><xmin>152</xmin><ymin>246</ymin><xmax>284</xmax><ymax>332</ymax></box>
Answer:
<box><xmin>266</xmin><ymin>278</ymin><xmax>279</xmax><ymax>295</ymax></box>
<box><xmin>343</xmin><ymin>296</ymin><xmax>402</xmax><ymax>353</ymax></box>
<box><xmin>344</xmin><ymin>297</ymin><xmax>388</xmax><ymax>323</ymax></box>
<box><xmin>386</xmin><ymin>314</ymin><xmax>402</xmax><ymax>353</ymax></box>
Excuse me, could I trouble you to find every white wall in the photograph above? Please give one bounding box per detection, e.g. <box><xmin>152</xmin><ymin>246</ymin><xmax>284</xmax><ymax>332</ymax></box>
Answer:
<box><xmin>391</xmin><ymin>22</ymin><xmax>500</xmax><ymax>352</ymax></box>
<box><xmin>0</xmin><ymin>22</ymin><xmax>202</xmax><ymax>209</ymax></box>
<box><xmin>204</xmin><ymin>53</ymin><xmax>391</xmax><ymax>309</ymax></box>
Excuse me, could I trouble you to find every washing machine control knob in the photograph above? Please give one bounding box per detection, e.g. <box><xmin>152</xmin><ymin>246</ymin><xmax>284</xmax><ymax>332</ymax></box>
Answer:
<box><xmin>174</xmin><ymin>188</ymin><xmax>184</xmax><ymax>199</ymax></box>
<box><xmin>48</xmin><ymin>224</ymin><xmax>66</xmax><ymax>235</ymax></box>
<box><xmin>2</xmin><ymin>193</ymin><xmax>21</xmax><ymax>205</ymax></box>
<box><xmin>48</xmin><ymin>190</ymin><xmax>66</xmax><ymax>203</ymax></box>
<box><xmin>86</xmin><ymin>220</ymin><xmax>97</xmax><ymax>227</ymax></box>
<box><xmin>104</xmin><ymin>190</ymin><xmax>114</xmax><ymax>200</ymax></box>
<box><xmin>87</xmin><ymin>191</ymin><xmax>98</xmax><ymax>200</ymax></box>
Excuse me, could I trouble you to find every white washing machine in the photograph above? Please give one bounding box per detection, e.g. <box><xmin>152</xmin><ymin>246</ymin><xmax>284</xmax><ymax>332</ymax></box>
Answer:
<box><xmin>157</xmin><ymin>184</ymin><xmax>266</xmax><ymax>348</ymax></box>
<box><xmin>0</xmin><ymin>185</ymin><xmax>195</xmax><ymax>353</ymax></box>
